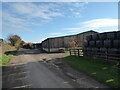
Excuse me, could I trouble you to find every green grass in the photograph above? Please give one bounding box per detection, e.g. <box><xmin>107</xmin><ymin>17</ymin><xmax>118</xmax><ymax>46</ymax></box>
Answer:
<box><xmin>64</xmin><ymin>50</ymin><xmax>83</xmax><ymax>53</ymax></box>
<box><xmin>63</xmin><ymin>50</ymin><xmax>69</xmax><ymax>53</ymax></box>
<box><xmin>64</xmin><ymin>56</ymin><xmax>120</xmax><ymax>88</ymax></box>
<box><xmin>0</xmin><ymin>54</ymin><xmax>13</xmax><ymax>66</ymax></box>
<box><xmin>46</xmin><ymin>51</ymin><xmax>64</xmax><ymax>54</ymax></box>
<box><xmin>43</xmin><ymin>50</ymin><xmax>83</xmax><ymax>53</ymax></box>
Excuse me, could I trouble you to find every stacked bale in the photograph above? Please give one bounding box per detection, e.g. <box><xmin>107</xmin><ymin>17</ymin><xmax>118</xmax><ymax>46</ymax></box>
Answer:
<box><xmin>106</xmin><ymin>31</ymin><xmax>119</xmax><ymax>54</ymax></box>
<box><xmin>84</xmin><ymin>35</ymin><xmax>92</xmax><ymax>54</ymax></box>
<box><xmin>84</xmin><ymin>31</ymin><xmax>120</xmax><ymax>61</ymax></box>
<box><xmin>85</xmin><ymin>34</ymin><xmax>98</xmax><ymax>53</ymax></box>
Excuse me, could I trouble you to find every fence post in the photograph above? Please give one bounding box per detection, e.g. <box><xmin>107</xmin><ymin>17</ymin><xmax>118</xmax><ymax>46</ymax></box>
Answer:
<box><xmin>105</xmin><ymin>51</ymin><xmax>108</xmax><ymax>61</ymax></box>
<box><xmin>74</xmin><ymin>49</ymin><xmax>76</xmax><ymax>56</ymax></box>
<box><xmin>78</xmin><ymin>49</ymin><xmax>80</xmax><ymax>56</ymax></box>
<box><xmin>70</xmin><ymin>49</ymin><xmax>71</xmax><ymax>55</ymax></box>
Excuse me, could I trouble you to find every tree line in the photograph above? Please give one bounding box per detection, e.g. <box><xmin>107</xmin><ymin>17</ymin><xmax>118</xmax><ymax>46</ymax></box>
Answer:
<box><xmin>7</xmin><ymin>34</ymin><xmax>33</xmax><ymax>49</ymax></box>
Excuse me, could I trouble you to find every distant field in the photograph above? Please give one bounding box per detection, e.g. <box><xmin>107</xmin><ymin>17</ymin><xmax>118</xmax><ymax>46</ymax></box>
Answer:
<box><xmin>2</xmin><ymin>44</ymin><xmax>16</xmax><ymax>54</ymax></box>
<box><xmin>64</xmin><ymin>56</ymin><xmax>120</xmax><ymax>88</ymax></box>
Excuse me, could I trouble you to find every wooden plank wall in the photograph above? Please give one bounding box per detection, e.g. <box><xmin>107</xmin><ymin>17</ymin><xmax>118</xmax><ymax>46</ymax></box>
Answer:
<box><xmin>41</xmin><ymin>30</ymin><xmax>97</xmax><ymax>52</ymax></box>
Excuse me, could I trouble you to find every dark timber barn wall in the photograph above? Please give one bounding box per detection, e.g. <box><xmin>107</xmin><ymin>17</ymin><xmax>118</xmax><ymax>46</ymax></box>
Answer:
<box><xmin>41</xmin><ymin>30</ymin><xmax>98</xmax><ymax>52</ymax></box>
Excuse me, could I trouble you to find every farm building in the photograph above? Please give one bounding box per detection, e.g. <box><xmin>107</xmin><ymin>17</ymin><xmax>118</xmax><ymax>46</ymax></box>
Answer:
<box><xmin>32</xmin><ymin>43</ymin><xmax>42</xmax><ymax>49</ymax></box>
<box><xmin>41</xmin><ymin>30</ymin><xmax>98</xmax><ymax>52</ymax></box>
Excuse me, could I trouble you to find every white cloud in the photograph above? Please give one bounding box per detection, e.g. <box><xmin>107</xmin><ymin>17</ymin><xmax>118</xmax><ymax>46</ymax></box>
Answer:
<box><xmin>2</xmin><ymin>11</ymin><xmax>33</xmax><ymax>33</ymax></box>
<box><xmin>3</xmin><ymin>11</ymin><xmax>25</xmax><ymax>26</ymax></box>
<box><xmin>11</xmin><ymin>3</ymin><xmax>35</xmax><ymax>14</ymax></box>
<box><xmin>60</xmin><ymin>2</ymin><xmax>87</xmax><ymax>18</ymax></box>
<box><xmin>9</xmin><ymin>2</ymin><xmax>87</xmax><ymax>19</ymax></box>
<box><xmin>65</xmin><ymin>28</ymin><xmax>81</xmax><ymax>30</ymax></box>
<box><xmin>2</xmin><ymin>2</ymin><xmax>64</xmax><ymax>33</ymax></box>
<box><xmin>64</xmin><ymin>28</ymin><xmax>82</xmax><ymax>32</ymax></box>
<box><xmin>10</xmin><ymin>3</ymin><xmax>63</xmax><ymax>20</ymax></box>
<box><xmin>2</xmin><ymin>2</ymin><xmax>87</xmax><ymax>34</ymax></box>
<box><xmin>80</xmin><ymin>18</ymin><xmax>118</xmax><ymax>29</ymax></box>
<box><xmin>48</xmin><ymin>33</ymin><xmax>63</xmax><ymax>35</ymax></box>
<box><xmin>65</xmin><ymin>18</ymin><xmax>118</xmax><ymax>33</ymax></box>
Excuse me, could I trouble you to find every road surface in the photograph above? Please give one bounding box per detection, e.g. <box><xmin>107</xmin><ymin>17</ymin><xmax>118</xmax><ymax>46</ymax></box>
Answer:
<box><xmin>2</xmin><ymin>49</ymin><xmax>109</xmax><ymax>89</ymax></box>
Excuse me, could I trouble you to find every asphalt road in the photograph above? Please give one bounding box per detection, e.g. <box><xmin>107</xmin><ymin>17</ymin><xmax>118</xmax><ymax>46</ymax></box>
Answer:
<box><xmin>2</xmin><ymin>49</ymin><xmax>109</xmax><ymax>89</ymax></box>
<box><xmin>27</xmin><ymin>62</ymin><xmax>73</xmax><ymax>88</ymax></box>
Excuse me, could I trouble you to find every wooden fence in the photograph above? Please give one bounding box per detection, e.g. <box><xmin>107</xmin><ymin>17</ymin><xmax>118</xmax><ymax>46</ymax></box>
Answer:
<box><xmin>69</xmin><ymin>49</ymin><xmax>83</xmax><ymax>56</ymax></box>
<box><xmin>69</xmin><ymin>49</ymin><xmax>120</xmax><ymax>62</ymax></box>
<box><xmin>69</xmin><ymin>49</ymin><xmax>120</xmax><ymax>69</ymax></box>
<box><xmin>84</xmin><ymin>51</ymin><xmax>120</xmax><ymax>62</ymax></box>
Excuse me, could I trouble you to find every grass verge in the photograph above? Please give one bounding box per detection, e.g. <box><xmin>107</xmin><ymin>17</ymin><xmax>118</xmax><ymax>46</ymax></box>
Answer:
<box><xmin>64</xmin><ymin>50</ymin><xmax>83</xmax><ymax>53</ymax></box>
<box><xmin>0</xmin><ymin>54</ymin><xmax>13</xmax><ymax>66</ymax></box>
<box><xmin>63</xmin><ymin>51</ymin><xmax>69</xmax><ymax>53</ymax></box>
<box><xmin>63</xmin><ymin>56</ymin><xmax>120</xmax><ymax>88</ymax></box>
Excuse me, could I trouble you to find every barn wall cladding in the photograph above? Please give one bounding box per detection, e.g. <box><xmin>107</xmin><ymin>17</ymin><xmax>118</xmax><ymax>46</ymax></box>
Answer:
<box><xmin>41</xmin><ymin>30</ymin><xmax>97</xmax><ymax>52</ymax></box>
<box><xmin>84</xmin><ymin>31</ymin><xmax>120</xmax><ymax>61</ymax></box>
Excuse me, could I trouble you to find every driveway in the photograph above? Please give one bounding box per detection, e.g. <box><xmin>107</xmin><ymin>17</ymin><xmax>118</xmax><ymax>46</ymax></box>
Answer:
<box><xmin>2</xmin><ymin>49</ymin><xmax>109</xmax><ymax>89</ymax></box>
<box><xmin>8</xmin><ymin>48</ymin><xmax>69</xmax><ymax>65</ymax></box>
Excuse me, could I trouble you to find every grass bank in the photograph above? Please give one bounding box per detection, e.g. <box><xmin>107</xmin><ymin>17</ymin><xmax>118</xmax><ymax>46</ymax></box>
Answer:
<box><xmin>64</xmin><ymin>56</ymin><xmax>120</xmax><ymax>88</ymax></box>
<box><xmin>0</xmin><ymin>44</ymin><xmax>18</xmax><ymax>66</ymax></box>
<box><xmin>0</xmin><ymin>54</ymin><xmax>13</xmax><ymax>66</ymax></box>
